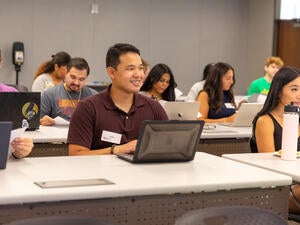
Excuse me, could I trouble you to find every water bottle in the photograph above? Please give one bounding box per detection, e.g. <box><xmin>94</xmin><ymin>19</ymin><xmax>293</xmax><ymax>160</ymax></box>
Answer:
<box><xmin>281</xmin><ymin>102</ymin><xmax>299</xmax><ymax>160</ymax></box>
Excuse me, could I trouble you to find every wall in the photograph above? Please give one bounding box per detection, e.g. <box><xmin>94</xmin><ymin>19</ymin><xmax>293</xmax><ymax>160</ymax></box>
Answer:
<box><xmin>0</xmin><ymin>0</ymin><xmax>275</xmax><ymax>94</ymax></box>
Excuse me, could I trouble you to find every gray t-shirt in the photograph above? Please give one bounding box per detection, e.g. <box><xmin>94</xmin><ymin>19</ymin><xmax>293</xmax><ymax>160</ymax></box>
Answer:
<box><xmin>41</xmin><ymin>83</ymin><xmax>98</xmax><ymax>121</ymax></box>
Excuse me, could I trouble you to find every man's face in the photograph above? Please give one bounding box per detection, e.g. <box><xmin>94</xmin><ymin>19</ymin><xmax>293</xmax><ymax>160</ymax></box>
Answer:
<box><xmin>265</xmin><ymin>63</ymin><xmax>281</xmax><ymax>79</ymax></box>
<box><xmin>65</xmin><ymin>67</ymin><xmax>88</xmax><ymax>92</ymax></box>
<box><xmin>108</xmin><ymin>52</ymin><xmax>144</xmax><ymax>94</ymax></box>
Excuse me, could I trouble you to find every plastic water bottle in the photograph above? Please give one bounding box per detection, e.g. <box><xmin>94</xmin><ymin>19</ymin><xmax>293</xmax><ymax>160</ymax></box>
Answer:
<box><xmin>281</xmin><ymin>102</ymin><xmax>299</xmax><ymax>160</ymax></box>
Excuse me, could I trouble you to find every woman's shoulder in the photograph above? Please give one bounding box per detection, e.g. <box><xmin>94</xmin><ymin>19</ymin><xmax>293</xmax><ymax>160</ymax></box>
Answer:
<box><xmin>256</xmin><ymin>114</ymin><xmax>274</xmax><ymax>127</ymax></box>
<box><xmin>35</xmin><ymin>73</ymin><xmax>51</xmax><ymax>80</ymax></box>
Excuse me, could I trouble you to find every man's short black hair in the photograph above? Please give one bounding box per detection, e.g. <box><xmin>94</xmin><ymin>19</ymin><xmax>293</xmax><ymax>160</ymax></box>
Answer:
<box><xmin>67</xmin><ymin>57</ymin><xmax>90</xmax><ymax>76</ymax></box>
<box><xmin>106</xmin><ymin>43</ymin><xmax>140</xmax><ymax>69</ymax></box>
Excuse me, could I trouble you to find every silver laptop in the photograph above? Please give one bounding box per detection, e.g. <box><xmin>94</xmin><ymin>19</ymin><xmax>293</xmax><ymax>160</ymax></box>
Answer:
<box><xmin>116</xmin><ymin>120</ymin><xmax>204</xmax><ymax>163</ymax></box>
<box><xmin>0</xmin><ymin>122</ymin><xmax>12</xmax><ymax>169</ymax></box>
<box><xmin>224</xmin><ymin>103</ymin><xmax>263</xmax><ymax>127</ymax></box>
<box><xmin>163</xmin><ymin>102</ymin><xmax>200</xmax><ymax>120</ymax></box>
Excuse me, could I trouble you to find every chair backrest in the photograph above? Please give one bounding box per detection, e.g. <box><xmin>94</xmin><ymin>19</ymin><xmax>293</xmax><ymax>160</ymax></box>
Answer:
<box><xmin>6</xmin><ymin>84</ymin><xmax>28</xmax><ymax>92</ymax></box>
<box><xmin>4</xmin><ymin>215</ymin><xmax>118</xmax><ymax>225</ymax></box>
<box><xmin>174</xmin><ymin>206</ymin><xmax>287</xmax><ymax>225</ymax></box>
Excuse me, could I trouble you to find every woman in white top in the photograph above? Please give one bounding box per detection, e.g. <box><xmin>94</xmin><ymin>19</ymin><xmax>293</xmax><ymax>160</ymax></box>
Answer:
<box><xmin>187</xmin><ymin>63</ymin><xmax>214</xmax><ymax>101</ymax></box>
<box><xmin>32</xmin><ymin>51</ymin><xmax>71</xmax><ymax>93</ymax></box>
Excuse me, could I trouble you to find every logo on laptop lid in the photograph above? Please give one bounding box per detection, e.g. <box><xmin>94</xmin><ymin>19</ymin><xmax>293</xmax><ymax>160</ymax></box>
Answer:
<box><xmin>22</xmin><ymin>102</ymin><xmax>39</xmax><ymax>120</ymax></box>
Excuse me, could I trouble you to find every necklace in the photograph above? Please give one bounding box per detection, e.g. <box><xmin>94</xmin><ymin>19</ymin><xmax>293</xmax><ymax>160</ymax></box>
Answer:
<box><xmin>64</xmin><ymin>84</ymin><xmax>82</xmax><ymax>108</ymax></box>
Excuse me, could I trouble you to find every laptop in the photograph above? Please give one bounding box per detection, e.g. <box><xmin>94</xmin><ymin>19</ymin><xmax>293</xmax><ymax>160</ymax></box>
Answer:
<box><xmin>223</xmin><ymin>103</ymin><xmax>263</xmax><ymax>127</ymax></box>
<box><xmin>116</xmin><ymin>120</ymin><xmax>205</xmax><ymax>163</ymax></box>
<box><xmin>248</xmin><ymin>94</ymin><xmax>267</xmax><ymax>103</ymax></box>
<box><xmin>0</xmin><ymin>92</ymin><xmax>41</xmax><ymax>130</ymax></box>
<box><xmin>0</xmin><ymin>122</ymin><xmax>12</xmax><ymax>169</ymax></box>
<box><xmin>163</xmin><ymin>102</ymin><xmax>200</xmax><ymax>120</ymax></box>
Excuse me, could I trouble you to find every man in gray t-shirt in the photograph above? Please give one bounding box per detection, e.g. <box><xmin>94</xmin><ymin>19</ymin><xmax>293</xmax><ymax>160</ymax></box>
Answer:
<box><xmin>40</xmin><ymin>58</ymin><xmax>97</xmax><ymax>126</ymax></box>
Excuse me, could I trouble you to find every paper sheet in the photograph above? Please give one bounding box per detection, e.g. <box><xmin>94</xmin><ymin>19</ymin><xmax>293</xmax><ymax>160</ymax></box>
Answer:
<box><xmin>54</xmin><ymin>116</ymin><xmax>70</xmax><ymax>126</ymax></box>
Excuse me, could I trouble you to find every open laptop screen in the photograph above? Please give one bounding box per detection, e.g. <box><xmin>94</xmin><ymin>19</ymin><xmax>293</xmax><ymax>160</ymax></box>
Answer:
<box><xmin>0</xmin><ymin>92</ymin><xmax>40</xmax><ymax>130</ymax></box>
<box><xmin>163</xmin><ymin>102</ymin><xmax>200</xmax><ymax>120</ymax></box>
<box><xmin>117</xmin><ymin>120</ymin><xmax>204</xmax><ymax>163</ymax></box>
<box><xmin>0</xmin><ymin>121</ymin><xmax>12</xmax><ymax>169</ymax></box>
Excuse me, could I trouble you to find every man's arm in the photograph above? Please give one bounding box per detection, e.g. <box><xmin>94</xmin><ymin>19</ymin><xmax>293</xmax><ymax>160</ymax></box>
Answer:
<box><xmin>40</xmin><ymin>91</ymin><xmax>56</xmax><ymax>126</ymax></box>
<box><xmin>68</xmin><ymin>140</ymin><xmax>137</xmax><ymax>156</ymax></box>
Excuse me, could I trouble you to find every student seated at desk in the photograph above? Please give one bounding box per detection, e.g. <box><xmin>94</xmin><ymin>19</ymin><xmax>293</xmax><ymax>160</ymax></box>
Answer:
<box><xmin>140</xmin><ymin>63</ymin><xmax>177</xmax><ymax>102</ymax></box>
<box><xmin>250</xmin><ymin>66</ymin><xmax>300</xmax><ymax>153</ymax></box>
<box><xmin>186</xmin><ymin>63</ymin><xmax>215</xmax><ymax>102</ymax></box>
<box><xmin>67</xmin><ymin>43</ymin><xmax>168</xmax><ymax>156</ymax></box>
<box><xmin>32</xmin><ymin>51</ymin><xmax>71</xmax><ymax>93</ymax></box>
<box><xmin>0</xmin><ymin>48</ymin><xmax>33</xmax><ymax>158</ymax></box>
<box><xmin>40</xmin><ymin>57</ymin><xmax>97</xmax><ymax>126</ymax></box>
<box><xmin>196</xmin><ymin>62</ymin><xmax>237</xmax><ymax>123</ymax></box>
<box><xmin>248</xmin><ymin>56</ymin><xmax>283</xmax><ymax>97</ymax></box>
<box><xmin>250</xmin><ymin>66</ymin><xmax>300</xmax><ymax>214</ymax></box>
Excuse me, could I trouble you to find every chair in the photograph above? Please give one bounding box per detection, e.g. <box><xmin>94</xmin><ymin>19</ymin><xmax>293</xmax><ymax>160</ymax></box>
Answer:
<box><xmin>6</xmin><ymin>84</ymin><xmax>28</xmax><ymax>92</ymax></box>
<box><xmin>4</xmin><ymin>215</ymin><xmax>119</xmax><ymax>225</ymax></box>
<box><xmin>174</xmin><ymin>206</ymin><xmax>287</xmax><ymax>225</ymax></box>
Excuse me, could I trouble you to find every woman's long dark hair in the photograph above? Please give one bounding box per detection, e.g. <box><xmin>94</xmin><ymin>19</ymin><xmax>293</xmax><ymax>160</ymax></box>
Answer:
<box><xmin>140</xmin><ymin>63</ymin><xmax>177</xmax><ymax>101</ymax></box>
<box><xmin>252</xmin><ymin>66</ymin><xmax>300</xmax><ymax>132</ymax></box>
<box><xmin>202</xmin><ymin>62</ymin><xmax>235</xmax><ymax>112</ymax></box>
<box><xmin>34</xmin><ymin>51</ymin><xmax>71</xmax><ymax>79</ymax></box>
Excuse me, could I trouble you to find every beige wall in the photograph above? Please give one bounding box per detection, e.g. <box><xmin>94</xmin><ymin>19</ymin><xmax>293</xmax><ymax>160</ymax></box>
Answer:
<box><xmin>0</xmin><ymin>0</ymin><xmax>275</xmax><ymax>94</ymax></box>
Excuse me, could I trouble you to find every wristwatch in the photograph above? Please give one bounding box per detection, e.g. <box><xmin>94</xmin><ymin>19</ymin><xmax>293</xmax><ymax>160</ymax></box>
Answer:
<box><xmin>110</xmin><ymin>144</ymin><xmax>117</xmax><ymax>154</ymax></box>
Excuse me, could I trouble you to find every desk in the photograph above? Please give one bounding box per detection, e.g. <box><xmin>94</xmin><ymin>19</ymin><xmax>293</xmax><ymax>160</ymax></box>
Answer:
<box><xmin>223</xmin><ymin>152</ymin><xmax>300</xmax><ymax>182</ymax></box>
<box><xmin>199</xmin><ymin>124</ymin><xmax>252</xmax><ymax>156</ymax></box>
<box><xmin>0</xmin><ymin>153</ymin><xmax>291</xmax><ymax>224</ymax></box>
<box><xmin>23</xmin><ymin>125</ymin><xmax>252</xmax><ymax>157</ymax></box>
<box><xmin>23</xmin><ymin>126</ymin><xmax>68</xmax><ymax>157</ymax></box>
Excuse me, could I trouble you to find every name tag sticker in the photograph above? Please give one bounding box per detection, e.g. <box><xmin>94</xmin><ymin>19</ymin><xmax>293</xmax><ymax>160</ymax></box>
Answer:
<box><xmin>101</xmin><ymin>130</ymin><xmax>122</xmax><ymax>144</ymax></box>
<box><xmin>225</xmin><ymin>103</ymin><xmax>235</xmax><ymax>109</ymax></box>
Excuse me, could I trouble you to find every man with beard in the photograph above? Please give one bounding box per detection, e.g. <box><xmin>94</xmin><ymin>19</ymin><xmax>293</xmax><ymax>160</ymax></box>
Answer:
<box><xmin>40</xmin><ymin>57</ymin><xmax>97</xmax><ymax>126</ymax></box>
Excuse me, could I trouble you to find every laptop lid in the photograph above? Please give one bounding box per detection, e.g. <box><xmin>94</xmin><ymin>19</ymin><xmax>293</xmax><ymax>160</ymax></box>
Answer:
<box><xmin>0</xmin><ymin>92</ymin><xmax>41</xmax><ymax>130</ymax></box>
<box><xmin>230</xmin><ymin>103</ymin><xmax>263</xmax><ymax>127</ymax></box>
<box><xmin>163</xmin><ymin>102</ymin><xmax>200</xmax><ymax>120</ymax></box>
<box><xmin>117</xmin><ymin>120</ymin><xmax>204</xmax><ymax>163</ymax></box>
<box><xmin>0</xmin><ymin>121</ymin><xmax>12</xmax><ymax>169</ymax></box>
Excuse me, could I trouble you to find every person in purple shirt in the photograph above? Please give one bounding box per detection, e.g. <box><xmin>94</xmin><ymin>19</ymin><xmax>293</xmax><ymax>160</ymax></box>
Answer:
<box><xmin>0</xmin><ymin>48</ymin><xmax>33</xmax><ymax>158</ymax></box>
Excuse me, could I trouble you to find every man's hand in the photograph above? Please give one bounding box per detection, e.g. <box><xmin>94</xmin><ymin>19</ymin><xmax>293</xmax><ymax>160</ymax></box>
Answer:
<box><xmin>113</xmin><ymin>140</ymin><xmax>137</xmax><ymax>154</ymax></box>
<box><xmin>40</xmin><ymin>115</ymin><xmax>55</xmax><ymax>126</ymax></box>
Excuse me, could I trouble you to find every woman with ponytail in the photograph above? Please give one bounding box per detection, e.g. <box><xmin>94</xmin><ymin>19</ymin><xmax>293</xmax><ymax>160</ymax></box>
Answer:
<box><xmin>32</xmin><ymin>51</ymin><xmax>71</xmax><ymax>93</ymax></box>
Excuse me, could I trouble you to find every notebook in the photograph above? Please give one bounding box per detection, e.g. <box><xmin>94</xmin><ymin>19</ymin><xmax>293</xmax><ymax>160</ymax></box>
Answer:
<box><xmin>223</xmin><ymin>103</ymin><xmax>263</xmax><ymax>127</ymax></box>
<box><xmin>163</xmin><ymin>102</ymin><xmax>200</xmax><ymax>120</ymax></box>
<box><xmin>116</xmin><ymin>120</ymin><xmax>204</xmax><ymax>163</ymax></box>
<box><xmin>0</xmin><ymin>92</ymin><xmax>41</xmax><ymax>130</ymax></box>
<box><xmin>0</xmin><ymin>122</ymin><xmax>12</xmax><ymax>169</ymax></box>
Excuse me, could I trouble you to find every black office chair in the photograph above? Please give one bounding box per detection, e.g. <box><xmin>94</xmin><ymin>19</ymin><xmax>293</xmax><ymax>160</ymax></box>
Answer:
<box><xmin>174</xmin><ymin>206</ymin><xmax>287</xmax><ymax>225</ymax></box>
<box><xmin>4</xmin><ymin>215</ymin><xmax>119</xmax><ymax>225</ymax></box>
<box><xmin>6</xmin><ymin>84</ymin><xmax>29</xmax><ymax>92</ymax></box>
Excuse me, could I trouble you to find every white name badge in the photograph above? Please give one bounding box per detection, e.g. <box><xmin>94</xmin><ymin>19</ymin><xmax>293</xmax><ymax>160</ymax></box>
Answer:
<box><xmin>101</xmin><ymin>130</ymin><xmax>122</xmax><ymax>144</ymax></box>
<box><xmin>224</xmin><ymin>103</ymin><xmax>235</xmax><ymax>109</ymax></box>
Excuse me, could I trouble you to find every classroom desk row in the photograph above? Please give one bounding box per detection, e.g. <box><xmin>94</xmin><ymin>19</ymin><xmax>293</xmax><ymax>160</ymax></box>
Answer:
<box><xmin>22</xmin><ymin>124</ymin><xmax>253</xmax><ymax>157</ymax></box>
<box><xmin>0</xmin><ymin>152</ymin><xmax>291</xmax><ymax>225</ymax></box>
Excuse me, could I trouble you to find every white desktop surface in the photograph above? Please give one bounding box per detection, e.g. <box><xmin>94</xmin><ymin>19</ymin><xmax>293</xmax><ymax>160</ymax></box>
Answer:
<box><xmin>201</xmin><ymin>124</ymin><xmax>252</xmax><ymax>139</ymax></box>
<box><xmin>0</xmin><ymin>152</ymin><xmax>291</xmax><ymax>205</ymax></box>
<box><xmin>223</xmin><ymin>152</ymin><xmax>300</xmax><ymax>182</ymax></box>
<box><xmin>23</xmin><ymin>125</ymin><xmax>68</xmax><ymax>142</ymax></box>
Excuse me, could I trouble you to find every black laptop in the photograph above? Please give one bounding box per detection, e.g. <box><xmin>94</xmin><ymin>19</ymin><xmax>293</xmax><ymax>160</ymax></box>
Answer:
<box><xmin>0</xmin><ymin>92</ymin><xmax>41</xmax><ymax>130</ymax></box>
<box><xmin>116</xmin><ymin>120</ymin><xmax>205</xmax><ymax>163</ymax></box>
<box><xmin>0</xmin><ymin>121</ymin><xmax>12</xmax><ymax>169</ymax></box>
